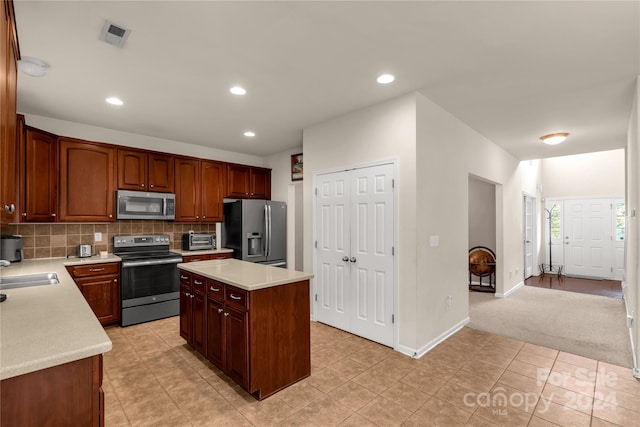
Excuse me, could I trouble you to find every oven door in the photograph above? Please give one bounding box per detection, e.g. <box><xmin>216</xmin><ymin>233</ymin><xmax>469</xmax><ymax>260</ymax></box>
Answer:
<box><xmin>121</xmin><ymin>258</ymin><xmax>181</xmax><ymax>307</ymax></box>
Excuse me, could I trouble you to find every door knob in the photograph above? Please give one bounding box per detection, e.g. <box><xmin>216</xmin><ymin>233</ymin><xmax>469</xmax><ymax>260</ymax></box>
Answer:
<box><xmin>342</xmin><ymin>256</ymin><xmax>349</xmax><ymax>262</ymax></box>
<box><xmin>350</xmin><ymin>257</ymin><xmax>357</xmax><ymax>263</ymax></box>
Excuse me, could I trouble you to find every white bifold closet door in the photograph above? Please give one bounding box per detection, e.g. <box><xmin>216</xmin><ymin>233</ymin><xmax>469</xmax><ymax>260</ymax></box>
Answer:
<box><xmin>315</xmin><ymin>163</ymin><xmax>395</xmax><ymax>347</ymax></box>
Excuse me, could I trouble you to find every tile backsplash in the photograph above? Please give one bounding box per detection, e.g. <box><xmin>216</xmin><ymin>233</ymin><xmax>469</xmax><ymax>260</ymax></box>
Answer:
<box><xmin>0</xmin><ymin>221</ymin><xmax>216</xmax><ymax>259</ymax></box>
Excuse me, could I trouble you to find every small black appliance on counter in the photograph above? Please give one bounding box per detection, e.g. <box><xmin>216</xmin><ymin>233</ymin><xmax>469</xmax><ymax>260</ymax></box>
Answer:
<box><xmin>0</xmin><ymin>235</ymin><xmax>23</xmax><ymax>262</ymax></box>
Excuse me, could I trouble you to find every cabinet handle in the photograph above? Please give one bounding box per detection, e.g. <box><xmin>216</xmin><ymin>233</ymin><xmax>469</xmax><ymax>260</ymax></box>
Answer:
<box><xmin>4</xmin><ymin>204</ymin><xmax>15</xmax><ymax>213</ymax></box>
<box><xmin>140</xmin><ymin>183</ymin><xmax>144</xmax><ymax>187</ymax></box>
<box><xmin>230</xmin><ymin>294</ymin><xmax>241</xmax><ymax>300</ymax></box>
<box><xmin>190</xmin><ymin>259</ymin><xmax>202</xmax><ymax>262</ymax></box>
<box><xmin>191</xmin><ymin>294</ymin><xmax>195</xmax><ymax>299</ymax></box>
<box><xmin>194</xmin><ymin>280</ymin><xmax>203</xmax><ymax>285</ymax></box>
<box><xmin>185</xmin><ymin>292</ymin><xmax>191</xmax><ymax>297</ymax></box>
<box><xmin>22</xmin><ymin>212</ymin><xmax>26</xmax><ymax>217</ymax></box>
<box><xmin>203</xmin><ymin>216</ymin><xmax>206</xmax><ymax>219</ymax></box>
<box><xmin>109</xmin><ymin>214</ymin><xmax>113</xmax><ymax>218</ymax></box>
<box><xmin>218</xmin><ymin>308</ymin><xmax>224</xmax><ymax>313</ymax></box>
<box><xmin>150</xmin><ymin>184</ymin><xmax>154</xmax><ymax>188</ymax></box>
<box><xmin>224</xmin><ymin>312</ymin><xmax>229</xmax><ymax>317</ymax></box>
<box><xmin>90</xmin><ymin>268</ymin><xmax>105</xmax><ymax>272</ymax></box>
<box><xmin>196</xmin><ymin>216</ymin><xmax>199</xmax><ymax>219</ymax></box>
<box><xmin>51</xmin><ymin>213</ymin><xmax>56</xmax><ymax>217</ymax></box>
<box><xmin>180</xmin><ymin>275</ymin><xmax>189</xmax><ymax>280</ymax></box>
<box><xmin>113</xmin><ymin>278</ymin><xmax>118</xmax><ymax>282</ymax></box>
<box><xmin>210</xmin><ymin>287</ymin><xmax>219</xmax><ymax>292</ymax></box>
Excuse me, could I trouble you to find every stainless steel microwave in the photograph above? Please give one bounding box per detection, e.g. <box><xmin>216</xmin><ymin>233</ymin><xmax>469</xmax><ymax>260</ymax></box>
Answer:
<box><xmin>116</xmin><ymin>190</ymin><xmax>176</xmax><ymax>220</ymax></box>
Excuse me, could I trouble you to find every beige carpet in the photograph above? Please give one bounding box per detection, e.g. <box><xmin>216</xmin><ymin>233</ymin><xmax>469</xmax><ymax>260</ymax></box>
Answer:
<box><xmin>468</xmin><ymin>285</ymin><xmax>633</xmax><ymax>368</ymax></box>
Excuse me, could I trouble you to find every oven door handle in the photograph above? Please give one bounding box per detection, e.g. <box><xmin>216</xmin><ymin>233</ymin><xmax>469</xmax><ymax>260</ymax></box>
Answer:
<box><xmin>121</xmin><ymin>258</ymin><xmax>183</xmax><ymax>268</ymax></box>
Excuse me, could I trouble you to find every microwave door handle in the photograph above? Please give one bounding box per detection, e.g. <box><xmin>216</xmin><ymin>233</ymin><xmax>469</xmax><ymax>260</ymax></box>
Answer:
<box><xmin>163</xmin><ymin>197</ymin><xmax>167</xmax><ymax>217</ymax></box>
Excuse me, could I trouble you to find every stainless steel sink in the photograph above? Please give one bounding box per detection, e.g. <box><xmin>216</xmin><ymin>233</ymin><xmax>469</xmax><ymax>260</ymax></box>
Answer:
<box><xmin>0</xmin><ymin>273</ymin><xmax>60</xmax><ymax>290</ymax></box>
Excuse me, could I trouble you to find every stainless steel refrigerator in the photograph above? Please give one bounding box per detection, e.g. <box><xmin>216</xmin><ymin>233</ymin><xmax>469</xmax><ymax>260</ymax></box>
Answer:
<box><xmin>222</xmin><ymin>200</ymin><xmax>286</xmax><ymax>267</ymax></box>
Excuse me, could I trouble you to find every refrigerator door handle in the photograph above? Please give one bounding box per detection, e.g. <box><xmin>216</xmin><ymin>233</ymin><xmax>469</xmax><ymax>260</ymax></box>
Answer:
<box><xmin>268</xmin><ymin>204</ymin><xmax>272</xmax><ymax>257</ymax></box>
<box><xmin>264</xmin><ymin>205</ymin><xmax>269</xmax><ymax>257</ymax></box>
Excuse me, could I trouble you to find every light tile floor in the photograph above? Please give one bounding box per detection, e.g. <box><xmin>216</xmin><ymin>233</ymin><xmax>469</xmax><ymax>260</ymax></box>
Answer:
<box><xmin>104</xmin><ymin>317</ymin><xmax>640</xmax><ymax>426</ymax></box>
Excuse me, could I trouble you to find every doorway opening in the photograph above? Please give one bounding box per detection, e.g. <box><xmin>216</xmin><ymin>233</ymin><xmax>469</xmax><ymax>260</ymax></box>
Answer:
<box><xmin>468</xmin><ymin>175</ymin><xmax>497</xmax><ymax>293</ymax></box>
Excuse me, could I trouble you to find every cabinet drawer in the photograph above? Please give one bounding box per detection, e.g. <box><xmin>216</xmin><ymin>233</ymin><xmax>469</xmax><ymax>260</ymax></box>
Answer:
<box><xmin>179</xmin><ymin>271</ymin><xmax>191</xmax><ymax>286</ymax></box>
<box><xmin>183</xmin><ymin>255</ymin><xmax>211</xmax><ymax>263</ymax></box>
<box><xmin>225</xmin><ymin>286</ymin><xmax>248</xmax><ymax>311</ymax></box>
<box><xmin>68</xmin><ymin>262</ymin><xmax>119</xmax><ymax>278</ymax></box>
<box><xmin>211</xmin><ymin>253</ymin><xmax>232</xmax><ymax>260</ymax></box>
<box><xmin>207</xmin><ymin>279</ymin><xmax>224</xmax><ymax>301</ymax></box>
<box><xmin>192</xmin><ymin>274</ymin><xmax>207</xmax><ymax>292</ymax></box>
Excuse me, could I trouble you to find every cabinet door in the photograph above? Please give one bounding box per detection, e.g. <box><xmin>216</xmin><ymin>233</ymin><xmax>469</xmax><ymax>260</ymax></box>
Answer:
<box><xmin>25</xmin><ymin>128</ymin><xmax>58</xmax><ymax>222</ymax></box>
<box><xmin>179</xmin><ymin>283</ymin><xmax>192</xmax><ymax>343</ymax></box>
<box><xmin>59</xmin><ymin>139</ymin><xmax>116</xmax><ymax>222</ymax></box>
<box><xmin>117</xmin><ymin>149</ymin><xmax>147</xmax><ymax>191</ymax></box>
<box><xmin>201</xmin><ymin>160</ymin><xmax>225</xmax><ymax>222</ymax></box>
<box><xmin>75</xmin><ymin>275</ymin><xmax>120</xmax><ymax>325</ymax></box>
<box><xmin>225</xmin><ymin>306</ymin><xmax>249</xmax><ymax>389</ymax></box>
<box><xmin>175</xmin><ymin>157</ymin><xmax>200</xmax><ymax>222</ymax></box>
<box><xmin>192</xmin><ymin>290</ymin><xmax>207</xmax><ymax>355</ymax></box>
<box><xmin>226</xmin><ymin>164</ymin><xmax>250</xmax><ymax>198</ymax></box>
<box><xmin>0</xmin><ymin>14</ymin><xmax>18</xmax><ymax>223</ymax></box>
<box><xmin>250</xmin><ymin>168</ymin><xmax>271</xmax><ymax>200</ymax></box>
<box><xmin>206</xmin><ymin>297</ymin><xmax>225</xmax><ymax>369</ymax></box>
<box><xmin>148</xmin><ymin>152</ymin><xmax>174</xmax><ymax>193</ymax></box>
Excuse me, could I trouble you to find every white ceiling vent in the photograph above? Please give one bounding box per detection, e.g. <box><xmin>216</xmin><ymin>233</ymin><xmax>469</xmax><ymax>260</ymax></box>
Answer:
<box><xmin>99</xmin><ymin>20</ymin><xmax>131</xmax><ymax>48</ymax></box>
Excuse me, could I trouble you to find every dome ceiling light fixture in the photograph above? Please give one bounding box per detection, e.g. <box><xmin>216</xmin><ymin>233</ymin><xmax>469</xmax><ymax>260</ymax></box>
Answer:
<box><xmin>105</xmin><ymin>97</ymin><xmax>124</xmax><ymax>106</ymax></box>
<box><xmin>540</xmin><ymin>132</ymin><xmax>569</xmax><ymax>145</ymax></box>
<box><xmin>243</xmin><ymin>131</ymin><xmax>256</xmax><ymax>137</ymax></box>
<box><xmin>18</xmin><ymin>56</ymin><xmax>49</xmax><ymax>77</ymax></box>
<box><xmin>376</xmin><ymin>74</ymin><xmax>395</xmax><ymax>84</ymax></box>
<box><xmin>230</xmin><ymin>86</ymin><xmax>247</xmax><ymax>95</ymax></box>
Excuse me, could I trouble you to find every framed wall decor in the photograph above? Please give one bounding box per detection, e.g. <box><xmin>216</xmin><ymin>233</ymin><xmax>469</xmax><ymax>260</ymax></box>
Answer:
<box><xmin>291</xmin><ymin>153</ymin><xmax>303</xmax><ymax>181</ymax></box>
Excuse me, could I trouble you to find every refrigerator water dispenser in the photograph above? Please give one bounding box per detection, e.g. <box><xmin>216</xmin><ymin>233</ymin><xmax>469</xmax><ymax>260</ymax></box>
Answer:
<box><xmin>247</xmin><ymin>233</ymin><xmax>263</xmax><ymax>256</ymax></box>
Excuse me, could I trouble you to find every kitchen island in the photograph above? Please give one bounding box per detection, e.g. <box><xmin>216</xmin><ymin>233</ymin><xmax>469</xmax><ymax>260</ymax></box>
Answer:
<box><xmin>177</xmin><ymin>258</ymin><xmax>313</xmax><ymax>399</ymax></box>
<box><xmin>0</xmin><ymin>256</ymin><xmax>115</xmax><ymax>426</ymax></box>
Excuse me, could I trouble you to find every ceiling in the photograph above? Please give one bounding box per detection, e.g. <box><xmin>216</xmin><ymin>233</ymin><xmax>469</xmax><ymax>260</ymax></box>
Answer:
<box><xmin>13</xmin><ymin>1</ymin><xmax>639</xmax><ymax>160</ymax></box>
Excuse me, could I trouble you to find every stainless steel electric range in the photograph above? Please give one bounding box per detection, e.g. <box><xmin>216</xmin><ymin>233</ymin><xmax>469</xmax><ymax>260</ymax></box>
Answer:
<box><xmin>114</xmin><ymin>234</ymin><xmax>183</xmax><ymax>326</ymax></box>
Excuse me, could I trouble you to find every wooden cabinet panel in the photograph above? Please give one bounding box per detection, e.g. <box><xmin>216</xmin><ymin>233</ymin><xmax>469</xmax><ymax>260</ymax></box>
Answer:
<box><xmin>179</xmin><ymin>283</ymin><xmax>192</xmax><ymax>343</ymax></box>
<box><xmin>201</xmin><ymin>160</ymin><xmax>225</xmax><ymax>222</ymax></box>
<box><xmin>1</xmin><ymin>2</ymin><xmax>19</xmax><ymax>223</ymax></box>
<box><xmin>1</xmin><ymin>354</ymin><xmax>103</xmax><ymax>427</ymax></box>
<box><xmin>211</xmin><ymin>252</ymin><xmax>232</xmax><ymax>260</ymax></box>
<box><xmin>175</xmin><ymin>157</ymin><xmax>200</xmax><ymax>222</ymax></box>
<box><xmin>226</xmin><ymin>164</ymin><xmax>271</xmax><ymax>200</ymax></box>
<box><xmin>206</xmin><ymin>278</ymin><xmax>224</xmax><ymax>301</ymax></box>
<box><xmin>25</xmin><ymin>128</ymin><xmax>58</xmax><ymax>222</ymax></box>
<box><xmin>250</xmin><ymin>167</ymin><xmax>271</xmax><ymax>200</ymax></box>
<box><xmin>148</xmin><ymin>152</ymin><xmax>174</xmax><ymax>192</ymax></box>
<box><xmin>75</xmin><ymin>275</ymin><xmax>120</xmax><ymax>324</ymax></box>
<box><xmin>226</xmin><ymin>164</ymin><xmax>250</xmax><ymax>198</ymax></box>
<box><xmin>118</xmin><ymin>149</ymin><xmax>174</xmax><ymax>193</ymax></box>
<box><xmin>225</xmin><ymin>285</ymin><xmax>248</xmax><ymax>311</ymax></box>
<box><xmin>59</xmin><ymin>138</ymin><xmax>116</xmax><ymax>222</ymax></box>
<box><xmin>182</xmin><ymin>253</ymin><xmax>232</xmax><ymax>263</ymax></box>
<box><xmin>225</xmin><ymin>306</ymin><xmax>249</xmax><ymax>389</ymax></box>
<box><xmin>206</xmin><ymin>297</ymin><xmax>225</xmax><ymax>369</ymax></box>
<box><xmin>66</xmin><ymin>262</ymin><xmax>120</xmax><ymax>326</ymax></box>
<box><xmin>192</xmin><ymin>289</ymin><xmax>206</xmax><ymax>355</ymax></box>
<box><xmin>117</xmin><ymin>148</ymin><xmax>147</xmax><ymax>191</ymax></box>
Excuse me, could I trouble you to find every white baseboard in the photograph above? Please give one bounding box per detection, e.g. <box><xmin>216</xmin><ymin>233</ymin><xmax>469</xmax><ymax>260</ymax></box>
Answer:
<box><xmin>496</xmin><ymin>281</ymin><xmax>524</xmax><ymax>298</ymax></box>
<box><xmin>396</xmin><ymin>317</ymin><xmax>470</xmax><ymax>359</ymax></box>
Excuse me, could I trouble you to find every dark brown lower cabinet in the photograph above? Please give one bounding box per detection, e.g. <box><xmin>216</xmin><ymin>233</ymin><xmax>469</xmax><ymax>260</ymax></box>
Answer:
<box><xmin>66</xmin><ymin>263</ymin><xmax>120</xmax><ymax>326</ymax></box>
<box><xmin>180</xmin><ymin>270</ymin><xmax>310</xmax><ymax>399</ymax></box>
<box><xmin>1</xmin><ymin>354</ymin><xmax>104</xmax><ymax>427</ymax></box>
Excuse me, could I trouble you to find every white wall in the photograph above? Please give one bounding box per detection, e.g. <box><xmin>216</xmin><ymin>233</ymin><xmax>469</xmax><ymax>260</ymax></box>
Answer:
<box><xmin>625</xmin><ymin>77</ymin><xmax>639</xmax><ymax>376</ymax></box>
<box><xmin>468</xmin><ymin>177</ymin><xmax>496</xmax><ymax>252</ymax></box>
<box><xmin>542</xmin><ymin>149</ymin><xmax>625</xmax><ymax>198</ymax></box>
<box><xmin>303</xmin><ymin>93</ymin><xmax>418</xmax><ymax>350</ymax></box>
<box><xmin>22</xmin><ymin>114</ymin><xmax>264</xmax><ymax>166</ymax></box>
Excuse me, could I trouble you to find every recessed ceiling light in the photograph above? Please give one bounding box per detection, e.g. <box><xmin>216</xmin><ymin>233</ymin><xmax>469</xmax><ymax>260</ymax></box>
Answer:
<box><xmin>244</xmin><ymin>131</ymin><xmax>256</xmax><ymax>137</ymax></box>
<box><xmin>540</xmin><ymin>132</ymin><xmax>569</xmax><ymax>145</ymax></box>
<box><xmin>376</xmin><ymin>74</ymin><xmax>395</xmax><ymax>84</ymax></box>
<box><xmin>105</xmin><ymin>97</ymin><xmax>124</xmax><ymax>106</ymax></box>
<box><xmin>230</xmin><ymin>86</ymin><xmax>247</xmax><ymax>95</ymax></box>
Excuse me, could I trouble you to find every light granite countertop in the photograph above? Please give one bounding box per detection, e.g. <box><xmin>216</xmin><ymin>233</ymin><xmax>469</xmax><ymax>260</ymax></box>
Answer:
<box><xmin>0</xmin><ymin>256</ymin><xmax>118</xmax><ymax>380</ymax></box>
<box><xmin>177</xmin><ymin>258</ymin><xmax>314</xmax><ymax>291</ymax></box>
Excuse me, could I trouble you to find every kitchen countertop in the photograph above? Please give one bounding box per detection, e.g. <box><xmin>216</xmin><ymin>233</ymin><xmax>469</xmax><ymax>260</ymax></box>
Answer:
<box><xmin>0</xmin><ymin>256</ymin><xmax>116</xmax><ymax>380</ymax></box>
<box><xmin>177</xmin><ymin>258</ymin><xmax>313</xmax><ymax>291</ymax></box>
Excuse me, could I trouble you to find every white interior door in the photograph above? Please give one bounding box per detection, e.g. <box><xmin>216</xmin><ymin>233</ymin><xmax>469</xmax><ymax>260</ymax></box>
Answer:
<box><xmin>564</xmin><ymin>199</ymin><xmax>612</xmax><ymax>278</ymax></box>
<box><xmin>613</xmin><ymin>199</ymin><xmax>625</xmax><ymax>281</ymax></box>
<box><xmin>315</xmin><ymin>171</ymin><xmax>350</xmax><ymax>331</ymax></box>
<box><xmin>314</xmin><ymin>163</ymin><xmax>395</xmax><ymax>347</ymax></box>
<box><xmin>349</xmin><ymin>164</ymin><xmax>395</xmax><ymax>346</ymax></box>
<box><xmin>523</xmin><ymin>195</ymin><xmax>535</xmax><ymax>279</ymax></box>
